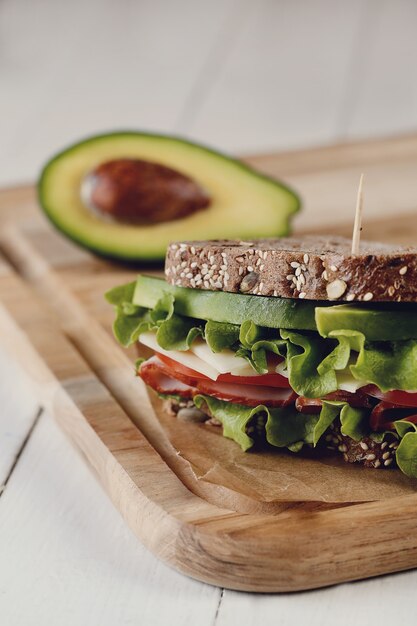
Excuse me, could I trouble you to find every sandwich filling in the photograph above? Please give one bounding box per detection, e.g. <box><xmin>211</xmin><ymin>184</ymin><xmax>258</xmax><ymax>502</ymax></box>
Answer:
<box><xmin>107</xmin><ymin>276</ymin><xmax>417</xmax><ymax>477</ymax></box>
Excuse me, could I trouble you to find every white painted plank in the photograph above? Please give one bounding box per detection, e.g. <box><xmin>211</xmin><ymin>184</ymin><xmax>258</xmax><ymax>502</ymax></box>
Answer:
<box><xmin>344</xmin><ymin>0</ymin><xmax>417</xmax><ymax>139</ymax></box>
<box><xmin>0</xmin><ymin>410</ymin><xmax>220</xmax><ymax>626</ymax></box>
<box><xmin>187</xmin><ymin>0</ymin><xmax>367</xmax><ymax>153</ymax></box>
<box><xmin>0</xmin><ymin>349</ymin><xmax>39</xmax><ymax>487</ymax></box>
<box><xmin>0</xmin><ymin>0</ymin><xmax>236</xmax><ymax>186</ymax></box>
<box><xmin>216</xmin><ymin>572</ymin><xmax>417</xmax><ymax>626</ymax></box>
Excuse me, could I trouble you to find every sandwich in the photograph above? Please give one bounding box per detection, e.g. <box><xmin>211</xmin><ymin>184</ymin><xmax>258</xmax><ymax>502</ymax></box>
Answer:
<box><xmin>106</xmin><ymin>235</ymin><xmax>417</xmax><ymax>478</ymax></box>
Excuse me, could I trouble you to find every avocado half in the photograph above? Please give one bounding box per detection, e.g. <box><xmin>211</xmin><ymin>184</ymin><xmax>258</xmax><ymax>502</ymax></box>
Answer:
<box><xmin>38</xmin><ymin>131</ymin><xmax>300</xmax><ymax>262</ymax></box>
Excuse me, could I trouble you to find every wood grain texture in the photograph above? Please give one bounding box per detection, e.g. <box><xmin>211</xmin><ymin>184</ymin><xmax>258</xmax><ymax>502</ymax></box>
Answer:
<box><xmin>1</xmin><ymin>134</ymin><xmax>417</xmax><ymax>591</ymax></box>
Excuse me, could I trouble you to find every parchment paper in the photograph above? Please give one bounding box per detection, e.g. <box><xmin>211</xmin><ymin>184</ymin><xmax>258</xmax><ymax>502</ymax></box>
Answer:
<box><xmin>152</xmin><ymin>396</ymin><xmax>417</xmax><ymax>503</ymax></box>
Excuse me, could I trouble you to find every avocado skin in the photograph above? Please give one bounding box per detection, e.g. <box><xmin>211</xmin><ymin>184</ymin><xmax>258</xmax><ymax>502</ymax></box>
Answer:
<box><xmin>38</xmin><ymin>131</ymin><xmax>301</xmax><ymax>263</ymax></box>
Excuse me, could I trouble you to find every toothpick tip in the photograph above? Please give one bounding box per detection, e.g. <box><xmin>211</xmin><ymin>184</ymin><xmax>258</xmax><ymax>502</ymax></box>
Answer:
<box><xmin>351</xmin><ymin>174</ymin><xmax>365</xmax><ymax>256</ymax></box>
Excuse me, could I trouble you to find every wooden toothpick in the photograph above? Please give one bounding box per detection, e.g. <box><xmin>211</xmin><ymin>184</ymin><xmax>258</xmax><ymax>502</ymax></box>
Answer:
<box><xmin>351</xmin><ymin>173</ymin><xmax>364</xmax><ymax>255</ymax></box>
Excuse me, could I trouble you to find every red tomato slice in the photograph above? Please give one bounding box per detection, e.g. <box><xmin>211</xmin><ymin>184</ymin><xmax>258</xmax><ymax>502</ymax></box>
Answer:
<box><xmin>156</xmin><ymin>353</ymin><xmax>208</xmax><ymax>381</ymax></box>
<box><xmin>149</xmin><ymin>355</ymin><xmax>205</xmax><ymax>388</ymax></box>
<box><xmin>364</xmin><ymin>385</ymin><xmax>417</xmax><ymax>408</ymax></box>
<box><xmin>156</xmin><ymin>352</ymin><xmax>289</xmax><ymax>388</ymax></box>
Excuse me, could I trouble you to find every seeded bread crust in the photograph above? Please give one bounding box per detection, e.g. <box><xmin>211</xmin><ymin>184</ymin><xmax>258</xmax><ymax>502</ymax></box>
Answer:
<box><xmin>165</xmin><ymin>236</ymin><xmax>417</xmax><ymax>302</ymax></box>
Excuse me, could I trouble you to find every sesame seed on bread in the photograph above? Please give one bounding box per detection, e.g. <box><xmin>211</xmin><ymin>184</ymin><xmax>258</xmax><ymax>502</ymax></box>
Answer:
<box><xmin>164</xmin><ymin>236</ymin><xmax>417</xmax><ymax>303</ymax></box>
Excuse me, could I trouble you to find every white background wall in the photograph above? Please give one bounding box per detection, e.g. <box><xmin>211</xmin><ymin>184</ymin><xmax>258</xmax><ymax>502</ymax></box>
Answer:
<box><xmin>1</xmin><ymin>0</ymin><xmax>417</xmax><ymax>186</ymax></box>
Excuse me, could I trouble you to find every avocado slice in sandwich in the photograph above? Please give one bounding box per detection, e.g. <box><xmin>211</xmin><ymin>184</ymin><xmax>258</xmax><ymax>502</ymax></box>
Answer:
<box><xmin>107</xmin><ymin>235</ymin><xmax>417</xmax><ymax>479</ymax></box>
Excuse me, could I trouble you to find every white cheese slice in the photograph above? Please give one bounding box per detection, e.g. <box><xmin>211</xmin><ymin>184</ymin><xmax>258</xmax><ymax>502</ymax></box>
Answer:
<box><xmin>139</xmin><ymin>332</ymin><xmax>257</xmax><ymax>380</ymax></box>
<box><xmin>336</xmin><ymin>368</ymin><xmax>367</xmax><ymax>393</ymax></box>
<box><xmin>190</xmin><ymin>340</ymin><xmax>258</xmax><ymax>376</ymax></box>
<box><xmin>275</xmin><ymin>361</ymin><xmax>289</xmax><ymax>378</ymax></box>
<box><xmin>139</xmin><ymin>332</ymin><xmax>218</xmax><ymax>379</ymax></box>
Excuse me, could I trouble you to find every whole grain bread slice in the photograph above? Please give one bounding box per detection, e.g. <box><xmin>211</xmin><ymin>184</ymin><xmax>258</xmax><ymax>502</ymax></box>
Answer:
<box><xmin>164</xmin><ymin>235</ymin><xmax>417</xmax><ymax>302</ymax></box>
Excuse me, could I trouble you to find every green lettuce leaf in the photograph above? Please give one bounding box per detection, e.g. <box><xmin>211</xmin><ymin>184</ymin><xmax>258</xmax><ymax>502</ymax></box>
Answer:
<box><xmin>395</xmin><ymin>420</ymin><xmax>417</xmax><ymax>439</ymax></box>
<box><xmin>279</xmin><ymin>330</ymin><xmax>338</xmax><ymax>397</ymax></box>
<box><xmin>156</xmin><ymin>315</ymin><xmax>203</xmax><ymax>351</ymax></box>
<box><xmin>319</xmin><ymin>329</ymin><xmax>417</xmax><ymax>394</ymax></box>
<box><xmin>113</xmin><ymin>305</ymin><xmax>150</xmax><ymax>347</ymax></box>
<box><xmin>394</xmin><ymin>421</ymin><xmax>417</xmax><ymax>477</ymax></box>
<box><xmin>351</xmin><ymin>338</ymin><xmax>417</xmax><ymax>392</ymax></box>
<box><xmin>313</xmin><ymin>402</ymin><xmax>342</xmax><ymax>445</ymax></box>
<box><xmin>237</xmin><ymin>338</ymin><xmax>285</xmax><ymax>374</ymax></box>
<box><xmin>317</xmin><ymin>330</ymin><xmax>360</xmax><ymax>375</ymax></box>
<box><xmin>205</xmin><ymin>320</ymin><xmax>240</xmax><ymax>352</ymax></box>
<box><xmin>107</xmin><ymin>280</ymin><xmax>203</xmax><ymax>349</ymax></box>
<box><xmin>266</xmin><ymin>406</ymin><xmax>318</xmax><ymax>448</ymax></box>
<box><xmin>194</xmin><ymin>395</ymin><xmax>255</xmax><ymax>451</ymax></box>
<box><xmin>105</xmin><ymin>281</ymin><xmax>136</xmax><ymax>306</ymax></box>
<box><xmin>235</xmin><ymin>322</ymin><xmax>282</xmax><ymax>373</ymax></box>
<box><xmin>194</xmin><ymin>395</ymin><xmax>319</xmax><ymax>452</ymax></box>
<box><xmin>239</xmin><ymin>320</ymin><xmax>264</xmax><ymax>349</ymax></box>
<box><xmin>312</xmin><ymin>401</ymin><xmax>368</xmax><ymax>445</ymax></box>
<box><xmin>251</xmin><ymin>338</ymin><xmax>286</xmax><ymax>374</ymax></box>
<box><xmin>339</xmin><ymin>404</ymin><xmax>368</xmax><ymax>440</ymax></box>
<box><xmin>149</xmin><ymin>291</ymin><xmax>175</xmax><ymax>323</ymax></box>
<box><xmin>369</xmin><ymin>430</ymin><xmax>397</xmax><ymax>443</ymax></box>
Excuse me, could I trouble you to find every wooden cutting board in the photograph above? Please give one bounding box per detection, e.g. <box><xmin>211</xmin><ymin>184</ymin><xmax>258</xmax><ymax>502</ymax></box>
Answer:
<box><xmin>1</xmin><ymin>133</ymin><xmax>417</xmax><ymax>592</ymax></box>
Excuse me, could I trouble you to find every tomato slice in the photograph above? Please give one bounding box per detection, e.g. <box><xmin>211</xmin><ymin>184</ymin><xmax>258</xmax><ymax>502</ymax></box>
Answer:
<box><xmin>364</xmin><ymin>385</ymin><xmax>417</xmax><ymax>408</ymax></box>
<box><xmin>150</xmin><ymin>355</ymin><xmax>206</xmax><ymax>388</ymax></box>
<box><xmin>156</xmin><ymin>353</ymin><xmax>208</xmax><ymax>381</ymax></box>
<box><xmin>156</xmin><ymin>352</ymin><xmax>289</xmax><ymax>388</ymax></box>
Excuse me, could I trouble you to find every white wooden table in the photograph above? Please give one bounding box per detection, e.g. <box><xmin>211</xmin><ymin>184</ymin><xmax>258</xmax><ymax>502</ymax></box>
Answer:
<box><xmin>1</xmin><ymin>1</ymin><xmax>417</xmax><ymax>623</ymax></box>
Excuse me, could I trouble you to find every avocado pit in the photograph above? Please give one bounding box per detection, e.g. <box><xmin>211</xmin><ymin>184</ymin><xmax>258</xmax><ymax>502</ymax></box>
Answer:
<box><xmin>81</xmin><ymin>158</ymin><xmax>211</xmax><ymax>225</ymax></box>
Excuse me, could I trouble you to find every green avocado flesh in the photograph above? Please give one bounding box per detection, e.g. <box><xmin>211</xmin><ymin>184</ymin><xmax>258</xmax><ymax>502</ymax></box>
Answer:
<box><xmin>316</xmin><ymin>304</ymin><xmax>417</xmax><ymax>341</ymax></box>
<box><xmin>38</xmin><ymin>131</ymin><xmax>300</xmax><ymax>261</ymax></box>
<box><xmin>133</xmin><ymin>275</ymin><xmax>417</xmax><ymax>340</ymax></box>
<box><xmin>133</xmin><ymin>275</ymin><xmax>319</xmax><ymax>330</ymax></box>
